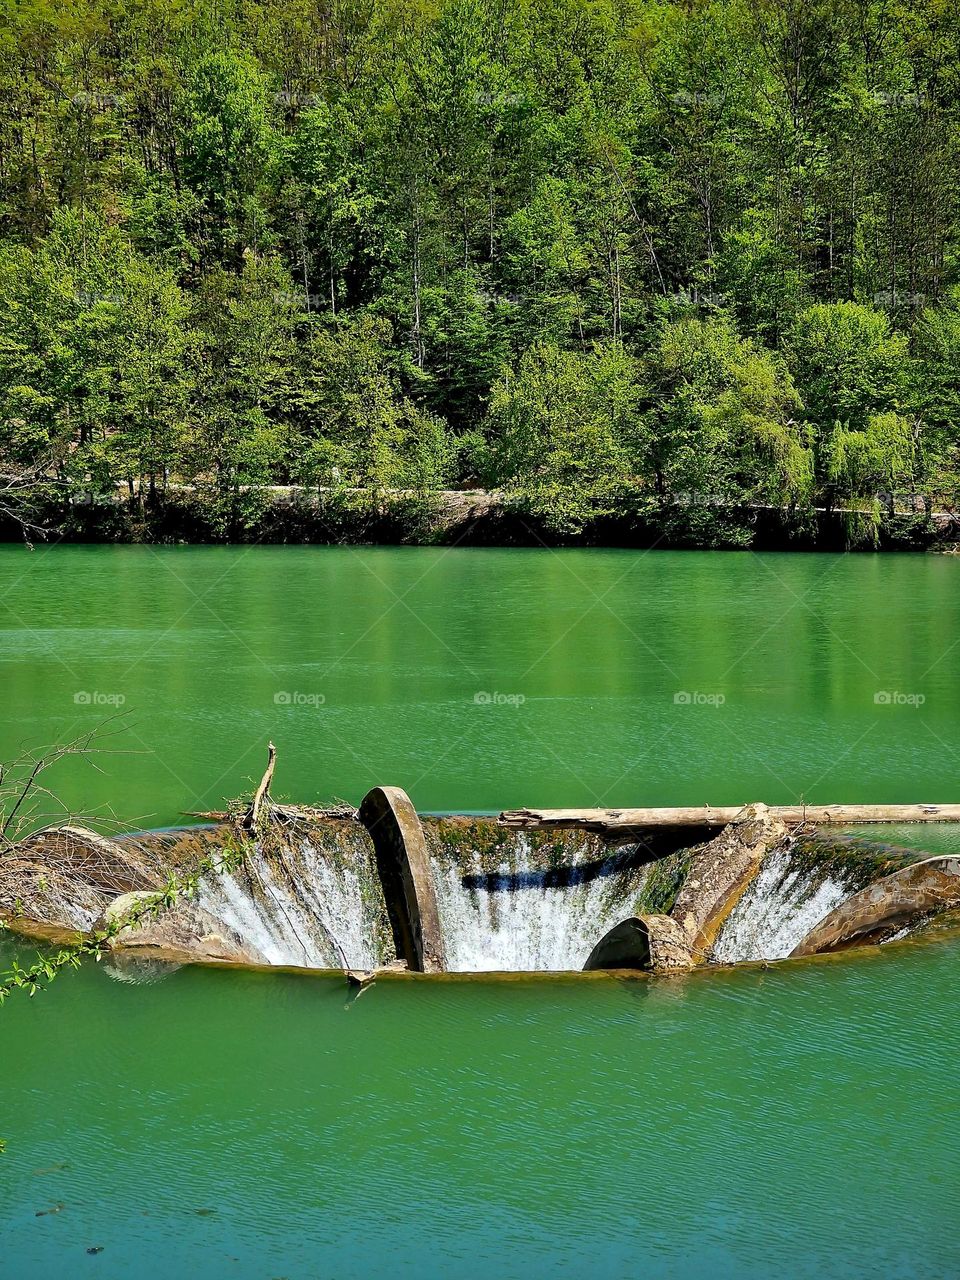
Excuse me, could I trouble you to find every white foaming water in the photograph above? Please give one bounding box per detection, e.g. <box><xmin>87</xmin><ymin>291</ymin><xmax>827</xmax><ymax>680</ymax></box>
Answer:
<box><xmin>712</xmin><ymin>847</ymin><xmax>851</xmax><ymax>962</ymax></box>
<box><xmin>198</xmin><ymin>835</ymin><xmax>381</xmax><ymax>970</ymax></box>
<box><xmin>431</xmin><ymin>836</ymin><xmax>651</xmax><ymax>972</ymax></box>
<box><xmin>200</xmin><ymin>864</ymin><xmax>306</xmax><ymax>965</ymax></box>
<box><xmin>288</xmin><ymin>840</ymin><xmax>373</xmax><ymax>968</ymax></box>
<box><xmin>148</xmin><ymin>824</ymin><xmax>882</xmax><ymax>974</ymax></box>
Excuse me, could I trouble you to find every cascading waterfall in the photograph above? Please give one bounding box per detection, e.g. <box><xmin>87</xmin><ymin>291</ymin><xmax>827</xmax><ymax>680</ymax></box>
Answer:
<box><xmin>5</xmin><ymin>811</ymin><xmax>936</xmax><ymax>979</ymax></box>
<box><xmin>424</xmin><ymin>824</ymin><xmax>658</xmax><ymax>972</ymax></box>
<box><xmin>126</xmin><ymin>822</ymin><xmax>916</xmax><ymax>973</ymax></box>
<box><xmin>711</xmin><ymin>846</ymin><xmax>853</xmax><ymax>963</ymax></box>
<box><xmin>197</xmin><ymin>823</ymin><xmax>394</xmax><ymax>970</ymax></box>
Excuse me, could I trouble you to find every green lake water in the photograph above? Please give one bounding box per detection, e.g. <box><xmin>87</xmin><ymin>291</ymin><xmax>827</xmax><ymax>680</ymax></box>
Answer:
<box><xmin>1</xmin><ymin>545</ymin><xmax>959</xmax><ymax>824</ymax></box>
<box><xmin>3</xmin><ymin>937</ymin><xmax>960</xmax><ymax>1279</ymax></box>
<box><xmin>2</xmin><ymin>545</ymin><xmax>960</xmax><ymax>1277</ymax></box>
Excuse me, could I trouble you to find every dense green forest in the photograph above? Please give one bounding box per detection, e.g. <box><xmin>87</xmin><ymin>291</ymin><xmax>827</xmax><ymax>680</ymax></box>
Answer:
<box><xmin>2</xmin><ymin>0</ymin><xmax>960</xmax><ymax>541</ymax></box>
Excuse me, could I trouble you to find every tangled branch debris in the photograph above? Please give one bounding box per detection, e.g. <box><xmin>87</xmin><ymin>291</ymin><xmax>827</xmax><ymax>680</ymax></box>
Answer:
<box><xmin>0</xmin><ymin>738</ymin><xmax>366</xmax><ymax>1003</ymax></box>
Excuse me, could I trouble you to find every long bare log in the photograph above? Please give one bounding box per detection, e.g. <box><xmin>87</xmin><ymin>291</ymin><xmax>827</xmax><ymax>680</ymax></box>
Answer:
<box><xmin>499</xmin><ymin>803</ymin><xmax>960</xmax><ymax>833</ymax></box>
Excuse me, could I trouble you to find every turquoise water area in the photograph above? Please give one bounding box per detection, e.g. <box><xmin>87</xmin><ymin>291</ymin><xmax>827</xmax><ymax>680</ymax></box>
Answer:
<box><xmin>1</xmin><ymin>546</ymin><xmax>958</xmax><ymax>825</ymax></box>
<box><xmin>2</xmin><ymin>544</ymin><xmax>959</xmax><ymax>1278</ymax></box>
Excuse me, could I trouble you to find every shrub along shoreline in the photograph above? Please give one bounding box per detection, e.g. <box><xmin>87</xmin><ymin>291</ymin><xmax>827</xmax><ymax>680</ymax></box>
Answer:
<box><xmin>5</xmin><ymin>487</ymin><xmax>955</xmax><ymax>552</ymax></box>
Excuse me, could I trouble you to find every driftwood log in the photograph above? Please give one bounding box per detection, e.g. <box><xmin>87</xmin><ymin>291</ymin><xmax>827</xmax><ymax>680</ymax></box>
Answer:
<box><xmin>670</xmin><ymin>805</ymin><xmax>787</xmax><ymax>958</ymax></box>
<box><xmin>500</xmin><ymin>804</ymin><xmax>960</xmax><ymax>834</ymax></box>
<box><xmin>791</xmin><ymin>856</ymin><xmax>960</xmax><ymax>955</ymax></box>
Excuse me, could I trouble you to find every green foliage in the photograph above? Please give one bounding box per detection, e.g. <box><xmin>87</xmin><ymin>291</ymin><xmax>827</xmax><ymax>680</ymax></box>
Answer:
<box><xmin>190</xmin><ymin>255</ymin><xmax>295</xmax><ymax>482</ymax></box>
<box><xmin>484</xmin><ymin>340</ymin><xmax>640</xmax><ymax>531</ymax></box>
<box><xmin>292</xmin><ymin>314</ymin><xmax>452</xmax><ymax>492</ymax></box>
<box><xmin>914</xmin><ymin>291</ymin><xmax>960</xmax><ymax>506</ymax></box>
<box><xmin>823</xmin><ymin>412</ymin><xmax>916</xmax><ymax>543</ymax></box>
<box><xmin>642</xmin><ymin>313</ymin><xmax>811</xmax><ymax>542</ymax></box>
<box><xmin>0</xmin><ymin>0</ymin><xmax>957</xmax><ymax>540</ymax></box>
<box><xmin>715</xmin><ymin>210</ymin><xmax>804</xmax><ymax>344</ymax></box>
<box><xmin>785</xmin><ymin>303</ymin><xmax>912</xmax><ymax>440</ymax></box>
<box><xmin>179</xmin><ymin>50</ymin><xmax>278</xmax><ymax>263</ymax></box>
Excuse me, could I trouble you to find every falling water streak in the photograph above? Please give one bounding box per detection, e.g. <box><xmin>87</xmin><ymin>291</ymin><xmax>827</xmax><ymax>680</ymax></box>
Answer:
<box><xmin>430</xmin><ymin>836</ymin><xmax>654</xmax><ymax>972</ymax></box>
<box><xmin>712</xmin><ymin>847</ymin><xmax>852</xmax><ymax>963</ymax></box>
<box><xmin>291</xmin><ymin>841</ymin><xmax>372</xmax><ymax>969</ymax></box>
<box><xmin>199</xmin><ymin>865</ymin><xmax>303</xmax><ymax>965</ymax></box>
<box><xmin>198</xmin><ymin>835</ymin><xmax>382</xmax><ymax>969</ymax></box>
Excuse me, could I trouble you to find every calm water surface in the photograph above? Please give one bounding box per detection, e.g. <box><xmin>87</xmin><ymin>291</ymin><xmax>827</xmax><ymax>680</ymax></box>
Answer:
<box><xmin>2</xmin><ymin>545</ymin><xmax>959</xmax><ymax>1278</ymax></box>
<box><xmin>1</xmin><ymin>545</ymin><xmax>958</xmax><ymax>824</ymax></box>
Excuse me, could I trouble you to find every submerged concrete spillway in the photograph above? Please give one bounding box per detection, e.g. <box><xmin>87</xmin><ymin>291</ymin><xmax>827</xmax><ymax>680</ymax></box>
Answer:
<box><xmin>3</xmin><ymin>786</ymin><xmax>960</xmax><ymax>979</ymax></box>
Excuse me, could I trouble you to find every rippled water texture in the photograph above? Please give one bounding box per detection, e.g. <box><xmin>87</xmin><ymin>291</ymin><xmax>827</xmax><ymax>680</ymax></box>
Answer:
<box><xmin>1</xmin><ymin>546</ymin><xmax>959</xmax><ymax>823</ymax></box>
<box><xmin>3</xmin><ymin>545</ymin><xmax>959</xmax><ymax>1277</ymax></box>
<box><xmin>2</xmin><ymin>935</ymin><xmax>959</xmax><ymax>1279</ymax></box>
